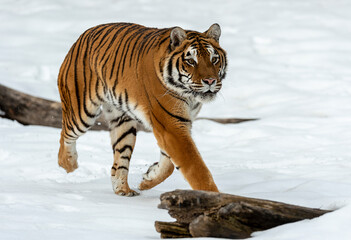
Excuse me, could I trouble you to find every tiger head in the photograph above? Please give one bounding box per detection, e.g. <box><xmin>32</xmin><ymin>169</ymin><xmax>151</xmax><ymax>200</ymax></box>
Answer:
<box><xmin>162</xmin><ymin>24</ymin><xmax>227</xmax><ymax>103</ymax></box>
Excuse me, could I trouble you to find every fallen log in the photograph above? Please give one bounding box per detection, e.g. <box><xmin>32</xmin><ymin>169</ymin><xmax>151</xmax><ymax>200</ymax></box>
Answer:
<box><xmin>0</xmin><ymin>83</ymin><xmax>257</xmax><ymax>131</ymax></box>
<box><xmin>0</xmin><ymin>83</ymin><xmax>109</xmax><ymax>131</ymax></box>
<box><xmin>155</xmin><ymin>190</ymin><xmax>331</xmax><ymax>239</ymax></box>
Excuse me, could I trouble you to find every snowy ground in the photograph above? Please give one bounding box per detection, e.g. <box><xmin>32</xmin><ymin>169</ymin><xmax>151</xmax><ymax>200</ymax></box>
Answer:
<box><xmin>1</xmin><ymin>0</ymin><xmax>351</xmax><ymax>239</ymax></box>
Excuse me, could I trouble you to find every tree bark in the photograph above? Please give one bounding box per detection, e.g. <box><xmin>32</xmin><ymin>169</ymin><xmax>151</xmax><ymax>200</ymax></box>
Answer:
<box><xmin>155</xmin><ymin>190</ymin><xmax>331</xmax><ymax>239</ymax></box>
<box><xmin>0</xmin><ymin>83</ymin><xmax>108</xmax><ymax>130</ymax></box>
<box><xmin>0</xmin><ymin>83</ymin><xmax>257</xmax><ymax>131</ymax></box>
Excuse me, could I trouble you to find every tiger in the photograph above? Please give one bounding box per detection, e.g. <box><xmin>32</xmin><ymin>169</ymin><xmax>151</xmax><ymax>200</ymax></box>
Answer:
<box><xmin>57</xmin><ymin>22</ymin><xmax>227</xmax><ymax>196</ymax></box>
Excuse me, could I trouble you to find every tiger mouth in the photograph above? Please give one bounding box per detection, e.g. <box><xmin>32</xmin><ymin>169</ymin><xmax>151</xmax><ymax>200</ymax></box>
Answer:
<box><xmin>201</xmin><ymin>91</ymin><xmax>217</xmax><ymax>97</ymax></box>
<box><xmin>181</xmin><ymin>84</ymin><xmax>221</xmax><ymax>102</ymax></box>
<box><xmin>190</xmin><ymin>90</ymin><xmax>217</xmax><ymax>100</ymax></box>
<box><xmin>191</xmin><ymin>87</ymin><xmax>220</xmax><ymax>96</ymax></box>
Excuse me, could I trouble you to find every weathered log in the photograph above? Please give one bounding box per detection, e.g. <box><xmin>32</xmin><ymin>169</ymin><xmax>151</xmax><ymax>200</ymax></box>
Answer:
<box><xmin>155</xmin><ymin>190</ymin><xmax>331</xmax><ymax>239</ymax></box>
<box><xmin>0</xmin><ymin>83</ymin><xmax>257</xmax><ymax>130</ymax></box>
<box><xmin>154</xmin><ymin>221</ymin><xmax>191</xmax><ymax>238</ymax></box>
<box><xmin>196</xmin><ymin>117</ymin><xmax>258</xmax><ymax>124</ymax></box>
<box><xmin>0</xmin><ymin>83</ymin><xmax>109</xmax><ymax>131</ymax></box>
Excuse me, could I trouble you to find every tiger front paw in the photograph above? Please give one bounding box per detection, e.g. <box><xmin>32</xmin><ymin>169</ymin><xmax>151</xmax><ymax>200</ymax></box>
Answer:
<box><xmin>138</xmin><ymin>176</ymin><xmax>157</xmax><ymax>191</ymax></box>
<box><xmin>115</xmin><ymin>188</ymin><xmax>140</xmax><ymax>197</ymax></box>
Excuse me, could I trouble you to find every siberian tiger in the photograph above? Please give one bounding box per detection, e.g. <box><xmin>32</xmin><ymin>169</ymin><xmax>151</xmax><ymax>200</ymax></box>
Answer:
<box><xmin>58</xmin><ymin>22</ymin><xmax>227</xmax><ymax>196</ymax></box>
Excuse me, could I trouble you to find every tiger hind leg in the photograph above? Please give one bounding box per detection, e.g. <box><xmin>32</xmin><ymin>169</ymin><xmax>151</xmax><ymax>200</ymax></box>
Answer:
<box><xmin>58</xmin><ymin>102</ymin><xmax>102</xmax><ymax>173</ymax></box>
<box><xmin>139</xmin><ymin>151</ymin><xmax>174</xmax><ymax>190</ymax></box>
<box><xmin>104</xmin><ymin>105</ymin><xmax>139</xmax><ymax>196</ymax></box>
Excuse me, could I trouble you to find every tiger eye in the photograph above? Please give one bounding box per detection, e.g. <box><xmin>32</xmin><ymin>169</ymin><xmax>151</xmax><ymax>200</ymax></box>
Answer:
<box><xmin>212</xmin><ymin>56</ymin><xmax>218</xmax><ymax>64</ymax></box>
<box><xmin>187</xmin><ymin>59</ymin><xmax>195</xmax><ymax>65</ymax></box>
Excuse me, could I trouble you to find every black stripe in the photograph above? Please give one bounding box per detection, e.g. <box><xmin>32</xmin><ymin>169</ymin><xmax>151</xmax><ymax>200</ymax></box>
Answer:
<box><xmin>155</xmin><ymin>99</ymin><xmax>190</xmax><ymax>123</ymax></box>
<box><xmin>118</xmin><ymin>94</ymin><xmax>123</xmax><ymax>106</ymax></box>
<box><xmin>165</xmin><ymin>50</ymin><xmax>186</xmax><ymax>86</ymax></box>
<box><xmin>70</xmin><ymin>115</ymin><xmax>86</xmax><ymax>134</ymax></box>
<box><xmin>153</xmin><ymin>67</ymin><xmax>189</xmax><ymax>105</ymax></box>
<box><xmin>124</xmin><ymin>89</ymin><xmax>143</xmax><ymax>124</ymax></box>
<box><xmin>124</xmin><ymin>89</ymin><xmax>129</xmax><ymax>104</ymax></box>
<box><xmin>168</xmin><ymin>91</ymin><xmax>188</xmax><ymax>104</ymax></box>
<box><xmin>112</xmin><ymin>127</ymin><xmax>137</xmax><ymax>151</ymax></box>
<box><xmin>81</xmin><ymin>34</ymin><xmax>99</xmax><ymax>119</ymax></box>
<box><xmin>176</xmin><ymin>58</ymin><xmax>182</xmax><ymax>82</ymax></box>
<box><xmin>140</xmin><ymin>30</ymin><xmax>159</xmax><ymax>56</ymax></box>
<box><xmin>129</xmin><ymin>29</ymin><xmax>149</xmax><ymax>67</ymax></box>
<box><xmin>121</xmin><ymin>156</ymin><xmax>131</xmax><ymax>161</ymax></box>
<box><xmin>95</xmin><ymin>26</ymin><xmax>116</xmax><ymax>57</ymax></box>
<box><xmin>144</xmin><ymin>29</ymin><xmax>168</xmax><ymax>55</ymax></box>
<box><xmin>107</xmin><ymin>24</ymin><xmax>132</xmax><ymax>80</ymax></box>
<box><xmin>110</xmin><ymin>114</ymin><xmax>133</xmax><ymax>128</ymax></box>
<box><xmin>99</xmin><ymin>38</ymin><xmax>120</xmax><ymax>81</ymax></box>
<box><xmin>64</xmin><ymin>132</ymin><xmax>76</xmax><ymax>139</ymax></box>
<box><xmin>135</xmin><ymin>30</ymin><xmax>158</xmax><ymax>65</ymax></box>
<box><xmin>87</xmin><ymin>71</ymin><xmax>100</xmax><ymax>107</ymax></box>
<box><xmin>146</xmin><ymin>162</ymin><xmax>158</xmax><ymax>175</ymax></box>
<box><xmin>95</xmin><ymin>79</ymin><xmax>105</xmax><ymax>102</ymax></box>
<box><xmin>93</xmin><ymin>24</ymin><xmax>112</xmax><ymax>36</ymax></box>
<box><xmin>90</xmin><ymin>25</ymin><xmax>116</xmax><ymax>56</ymax></box>
<box><xmin>190</xmin><ymin>42</ymin><xmax>198</xmax><ymax>48</ymax></box>
<box><xmin>167</xmin><ymin>56</ymin><xmax>173</xmax><ymax>77</ymax></box>
<box><xmin>65</xmin><ymin>119</ymin><xmax>80</xmax><ymax>136</ymax></box>
<box><xmin>115</xmin><ymin>145</ymin><xmax>133</xmax><ymax>154</ymax></box>
<box><xmin>151</xmin><ymin>111</ymin><xmax>166</xmax><ymax>130</ymax></box>
<box><xmin>120</xmin><ymin>27</ymin><xmax>147</xmax><ymax>75</ymax></box>
<box><xmin>63</xmin><ymin>135</ymin><xmax>76</xmax><ymax>142</ymax></box>
<box><xmin>99</xmin><ymin>24</ymin><xmax>130</xmax><ymax>69</ymax></box>
<box><xmin>193</xmin><ymin>102</ymin><xmax>201</xmax><ymax>109</ymax></box>
<box><xmin>90</xmin><ymin>26</ymin><xmax>109</xmax><ymax>47</ymax></box>
<box><xmin>117</xmin><ymin>118</ymin><xmax>132</xmax><ymax>128</ymax></box>
<box><xmin>161</xmin><ymin>151</ymin><xmax>170</xmax><ymax>158</ymax></box>
<box><xmin>117</xmin><ymin>166</ymin><xmax>129</xmax><ymax>171</ymax></box>
<box><xmin>116</xmin><ymin>25</ymin><xmax>142</xmax><ymax>77</ymax></box>
<box><xmin>73</xmin><ymin>35</ymin><xmax>91</xmax><ymax>129</ymax></box>
<box><xmin>62</xmin><ymin>42</ymin><xmax>86</xmax><ymax>134</ymax></box>
<box><xmin>118</xmin><ymin>26</ymin><xmax>143</xmax><ymax>71</ymax></box>
<box><xmin>111</xmin><ymin>24</ymin><xmax>138</xmax><ymax>92</ymax></box>
<box><xmin>112</xmin><ymin>166</ymin><xmax>117</xmax><ymax>171</ymax></box>
<box><xmin>167</xmin><ymin>76</ymin><xmax>187</xmax><ymax>90</ymax></box>
<box><xmin>158</xmin><ymin>35</ymin><xmax>170</xmax><ymax>46</ymax></box>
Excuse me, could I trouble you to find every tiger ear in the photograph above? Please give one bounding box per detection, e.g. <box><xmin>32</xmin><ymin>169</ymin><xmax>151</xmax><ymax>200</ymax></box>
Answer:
<box><xmin>170</xmin><ymin>27</ymin><xmax>186</xmax><ymax>50</ymax></box>
<box><xmin>205</xmin><ymin>23</ymin><xmax>221</xmax><ymax>42</ymax></box>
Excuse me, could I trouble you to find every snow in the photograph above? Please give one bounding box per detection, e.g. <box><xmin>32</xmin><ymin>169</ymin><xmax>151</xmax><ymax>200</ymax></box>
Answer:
<box><xmin>1</xmin><ymin>0</ymin><xmax>351</xmax><ymax>239</ymax></box>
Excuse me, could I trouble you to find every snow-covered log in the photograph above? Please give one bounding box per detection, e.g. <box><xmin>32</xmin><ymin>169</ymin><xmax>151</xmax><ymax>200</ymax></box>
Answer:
<box><xmin>155</xmin><ymin>190</ymin><xmax>331</xmax><ymax>239</ymax></box>
<box><xmin>0</xmin><ymin>83</ymin><xmax>257</xmax><ymax>131</ymax></box>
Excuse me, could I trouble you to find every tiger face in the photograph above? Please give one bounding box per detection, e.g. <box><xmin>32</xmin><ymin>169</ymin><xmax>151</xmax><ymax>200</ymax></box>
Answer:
<box><xmin>162</xmin><ymin>24</ymin><xmax>227</xmax><ymax>103</ymax></box>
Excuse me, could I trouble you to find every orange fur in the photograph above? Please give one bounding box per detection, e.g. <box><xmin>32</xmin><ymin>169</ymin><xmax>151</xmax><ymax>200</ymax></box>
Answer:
<box><xmin>57</xmin><ymin>23</ymin><xmax>227</xmax><ymax>196</ymax></box>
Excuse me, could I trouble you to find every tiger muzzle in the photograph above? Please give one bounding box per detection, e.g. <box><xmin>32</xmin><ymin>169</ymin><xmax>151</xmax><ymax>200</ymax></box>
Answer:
<box><xmin>201</xmin><ymin>78</ymin><xmax>219</xmax><ymax>93</ymax></box>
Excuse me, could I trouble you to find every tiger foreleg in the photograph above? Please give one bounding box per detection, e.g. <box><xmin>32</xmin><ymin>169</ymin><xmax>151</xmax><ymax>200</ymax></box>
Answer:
<box><xmin>108</xmin><ymin>111</ymin><xmax>139</xmax><ymax>197</ymax></box>
<box><xmin>154</xmin><ymin>128</ymin><xmax>219</xmax><ymax>192</ymax></box>
<box><xmin>139</xmin><ymin>151</ymin><xmax>174</xmax><ymax>190</ymax></box>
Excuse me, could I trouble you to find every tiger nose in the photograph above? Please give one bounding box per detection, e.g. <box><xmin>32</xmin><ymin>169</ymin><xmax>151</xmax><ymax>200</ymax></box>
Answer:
<box><xmin>202</xmin><ymin>78</ymin><xmax>216</xmax><ymax>85</ymax></box>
